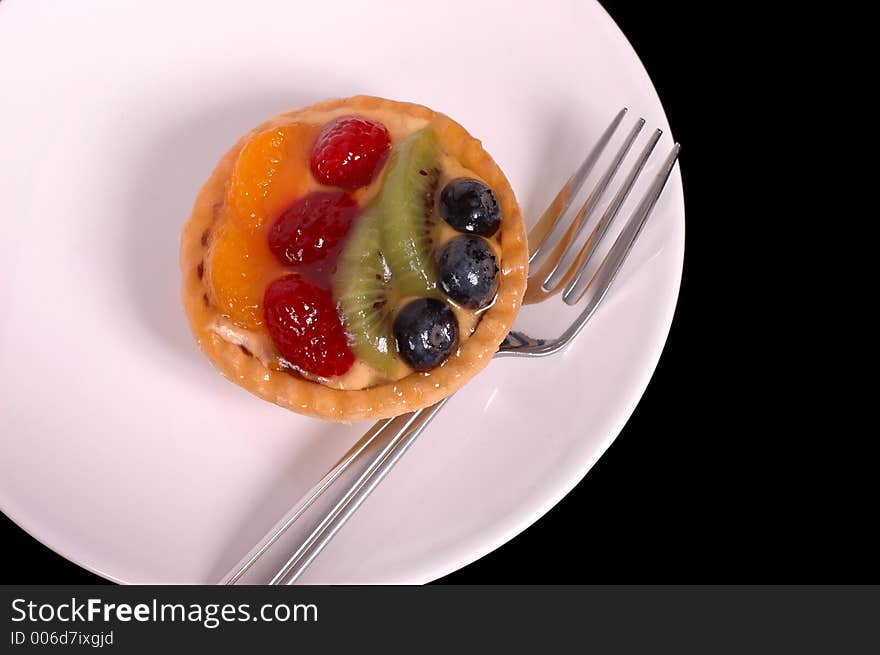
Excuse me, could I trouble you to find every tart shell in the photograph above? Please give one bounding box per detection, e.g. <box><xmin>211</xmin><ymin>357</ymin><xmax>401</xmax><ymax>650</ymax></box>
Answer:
<box><xmin>180</xmin><ymin>96</ymin><xmax>528</xmax><ymax>422</ymax></box>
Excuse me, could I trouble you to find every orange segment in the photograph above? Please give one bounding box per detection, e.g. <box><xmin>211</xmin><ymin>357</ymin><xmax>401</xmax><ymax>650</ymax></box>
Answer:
<box><xmin>212</xmin><ymin>121</ymin><xmax>322</xmax><ymax>329</ymax></box>
<box><xmin>228</xmin><ymin>125</ymin><xmax>293</xmax><ymax>228</ymax></box>
<box><xmin>207</xmin><ymin>219</ymin><xmax>280</xmax><ymax>329</ymax></box>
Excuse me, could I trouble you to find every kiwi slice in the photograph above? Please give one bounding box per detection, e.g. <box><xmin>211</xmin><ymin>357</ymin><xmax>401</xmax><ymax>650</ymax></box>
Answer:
<box><xmin>332</xmin><ymin>206</ymin><xmax>398</xmax><ymax>374</ymax></box>
<box><xmin>333</xmin><ymin>126</ymin><xmax>443</xmax><ymax>374</ymax></box>
<box><xmin>377</xmin><ymin>126</ymin><xmax>441</xmax><ymax>297</ymax></box>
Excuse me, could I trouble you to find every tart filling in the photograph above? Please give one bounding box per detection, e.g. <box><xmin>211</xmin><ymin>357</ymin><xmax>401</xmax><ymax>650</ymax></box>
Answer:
<box><xmin>181</xmin><ymin>96</ymin><xmax>528</xmax><ymax>421</ymax></box>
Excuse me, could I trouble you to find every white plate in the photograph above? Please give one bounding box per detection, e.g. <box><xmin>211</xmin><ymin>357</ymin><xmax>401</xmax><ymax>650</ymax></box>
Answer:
<box><xmin>0</xmin><ymin>0</ymin><xmax>683</xmax><ymax>583</ymax></box>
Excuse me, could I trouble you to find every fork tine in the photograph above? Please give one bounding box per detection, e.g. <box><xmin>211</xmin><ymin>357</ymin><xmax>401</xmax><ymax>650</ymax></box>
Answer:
<box><xmin>528</xmin><ymin>108</ymin><xmax>627</xmax><ymax>264</ymax></box>
<box><xmin>562</xmin><ymin>143</ymin><xmax>681</xmax><ymax>305</ymax></box>
<box><xmin>523</xmin><ymin>194</ymin><xmax>592</xmax><ymax>304</ymax></box>
<box><xmin>540</xmin><ymin>118</ymin><xmax>647</xmax><ymax>291</ymax></box>
<box><xmin>546</xmin><ymin>128</ymin><xmax>662</xmax><ymax>294</ymax></box>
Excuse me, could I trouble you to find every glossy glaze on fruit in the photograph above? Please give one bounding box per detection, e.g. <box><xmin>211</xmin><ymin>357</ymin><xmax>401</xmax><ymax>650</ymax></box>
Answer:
<box><xmin>439</xmin><ymin>178</ymin><xmax>502</xmax><ymax>237</ymax></box>
<box><xmin>181</xmin><ymin>96</ymin><xmax>528</xmax><ymax>421</ymax></box>
<box><xmin>437</xmin><ymin>235</ymin><xmax>499</xmax><ymax>309</ymax></box>
<box><xmin>394</xmin><ymin>298</ymin><xmax>459</xmax><ymax>371</ymax></box>
<box><xmin>199</xmin><ymin>103</ymin><xmax>505</xmax><ymax>390</ymax></box>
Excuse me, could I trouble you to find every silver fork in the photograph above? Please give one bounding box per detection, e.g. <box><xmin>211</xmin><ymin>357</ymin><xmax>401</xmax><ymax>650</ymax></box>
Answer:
<box><xmin>221</xmin><ymin>108</ymin><xmax>681</xmax><ymax>585</ymax></box>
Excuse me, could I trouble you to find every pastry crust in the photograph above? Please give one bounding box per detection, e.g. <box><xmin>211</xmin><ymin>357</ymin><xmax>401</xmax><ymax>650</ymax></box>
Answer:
<box><xmin>180</xmin><ymin>95</ymin><xmax>528</xmax><ymax>421</ymax></box>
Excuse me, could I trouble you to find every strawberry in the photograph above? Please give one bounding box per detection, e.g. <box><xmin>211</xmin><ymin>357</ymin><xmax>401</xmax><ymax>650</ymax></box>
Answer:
<box><xmin>268</xmin><ymin>191</ymin><xmax>358</xmax><ymax>266</ymax></box>
<box><xmin>310</xmin><ymin>117</ymin><xmax>391</xmax><ymax>190</ymax></box>
<box><xmin>264</xmin><ymin>274</ymin><xmax>355</xmax><ymax>378</ymax></box>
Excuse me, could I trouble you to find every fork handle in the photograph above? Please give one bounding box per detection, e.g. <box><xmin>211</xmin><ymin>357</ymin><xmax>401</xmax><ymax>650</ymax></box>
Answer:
<box><xmin>220</xmin><ymin>398</ymin><xmax>449</xmax><ymax>585</ymax></box>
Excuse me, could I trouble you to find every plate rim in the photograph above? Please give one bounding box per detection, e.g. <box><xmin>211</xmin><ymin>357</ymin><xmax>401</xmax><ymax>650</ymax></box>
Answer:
<box><xmin>0</xmin><ymin>0</ymin><xmax>685</xmax><ymax>584</ymax></box>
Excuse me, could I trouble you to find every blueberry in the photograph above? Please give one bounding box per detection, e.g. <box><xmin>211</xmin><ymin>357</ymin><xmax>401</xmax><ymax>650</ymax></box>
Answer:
<box><xmin>393</xmin><ymin>298</ymin><xmax>459</xmax><ymax>371</ymax></box>
<box><xmin>437</xmin><ymin>235</ymin><xmax>499</xmax><ymax>309</ymax></box>
<box><xmin>438</xmin><ymin>178</ymin><xmax>502</xmax><ymax>237</ymax></box>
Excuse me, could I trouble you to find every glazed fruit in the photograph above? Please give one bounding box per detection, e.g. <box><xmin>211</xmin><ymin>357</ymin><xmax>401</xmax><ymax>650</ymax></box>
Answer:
<box><xmin>182</xmin><ymin>96</ymin><xmax>529</xmax><ymax>421</ymax></box>
<box><xmin>393</xmin><ymin>298</ymin><xmax>459</xmax><ymax>371</ymax></box>
<box><xmin>438</xmin><ymin>178</ymin><xmax>502</xmax><ymax>237</ymax></box>
<box><xmin>227</xmin><ymin>126</ymin><xmax>296</xmax><ymax>228</ymax></box>
<box><xmin>268</xmin><ymin>191</ymin><xmax>358</xmax><ymax>265</ymax></box>
<box><xmin>207</xmin><ymin>220</ymin><xmax>278</xmax><ymax>329</ymax></box>
<box><xmin>310</xmin><ymin>117</ymin><xmax>391</xmax><ymax>191</ymax></box>
<box><xmin>209</xmin><ymin>122</ymin><xmax>318</xmax><ymax>328</ymax></box>
<box><xmin>437</xmin><ymin>235</ymin><xmax>499</xmax><ymax>309</ymax></box>
<box><xmin>332</xmin><ymin>208</ymin><xmax>399</xmax><ymax>374</ymax></box>
<box><xmin>264</xmin><ymin>274</ymin><xmax>355</xmax><ymax>378</ymax></box>
<box><xmin>378</xmin><ymin>127</ymin><xmax>441</xmax><ymax>297</ymax></box>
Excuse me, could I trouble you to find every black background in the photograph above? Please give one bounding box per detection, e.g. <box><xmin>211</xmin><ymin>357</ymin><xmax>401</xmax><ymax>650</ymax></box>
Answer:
<box><xmin>1</xmin><ymin>2</ymin><xmax>868</xmax><ymax>584</ymax></box>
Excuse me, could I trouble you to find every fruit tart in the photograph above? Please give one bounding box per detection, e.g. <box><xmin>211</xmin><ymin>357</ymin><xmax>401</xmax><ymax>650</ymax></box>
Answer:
<box><xmin>180</xmin><ymin>96</ymin><xmax>528</xmax><ymax>421</ymax></box>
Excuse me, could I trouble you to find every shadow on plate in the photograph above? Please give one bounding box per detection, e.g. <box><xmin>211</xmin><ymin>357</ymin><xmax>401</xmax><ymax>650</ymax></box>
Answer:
<box><xmin>203</xmin><ymin>421</ymin><xmax>363</xmax><ymax>583</ymax></box>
